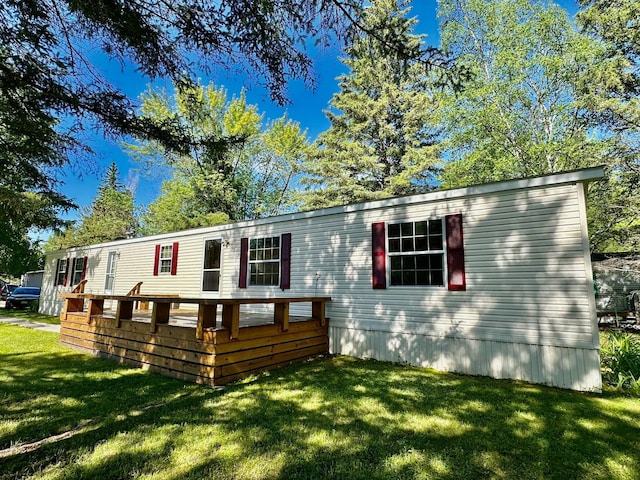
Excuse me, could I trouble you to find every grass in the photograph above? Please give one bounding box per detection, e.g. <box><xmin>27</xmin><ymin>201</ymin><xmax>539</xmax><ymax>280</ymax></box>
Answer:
<box><xmin>1</xmin><ymin>326</ymin><xmax>639</xmax><ymax>480</ymax></box>
<box><xmin>0</xmin><ymin>307</ymin><xmax>60</xmax><ymax>325</ymax></box>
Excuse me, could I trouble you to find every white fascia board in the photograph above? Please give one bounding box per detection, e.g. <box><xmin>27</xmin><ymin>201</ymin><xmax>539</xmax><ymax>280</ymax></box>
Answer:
<box><xmin>66</xmin><ymin>166</ymin><xmax>605</xmax><ymax>251</ymax></box>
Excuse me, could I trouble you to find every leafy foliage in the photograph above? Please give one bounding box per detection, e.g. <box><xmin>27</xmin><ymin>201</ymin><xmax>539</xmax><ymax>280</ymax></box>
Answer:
<box><xmin>140</xmin><ymin>179</ymin><xmax>231</xmax><ymax>235</ymax></box>
<box><xmin>436</xmin><ymin>0</ymin><xmax>640</xmax><ymax>251</ymax></box>
<box><xmin>437</xmin><ymin>0</ymin><xmax>608</xmax><ymax>186</ymax></box>
<box><xmin>300</xmin><ymin>0</ymin><xmax>442</xmax><ymax>209</ymax></box>
<box><xmin>600</xmin><ymin>332</ymin><xmax>640</xmax><ymax>392</ymax></box>
<box><xmin>0</xmin><ymin>0</ymin><xmax>364</xmax><ymax>246</ymax></box>
<box><xmin>128</xmin><ymin>82</ymin><xmax>309</xmax><ymax>234</ymax></box>
<box><xmin>576</xmin><ymin>0</ymin><xmax>640</xmax><ymax>251</ymax></box>
<box><xmin>0</xmin><ymin>223</ymin><xmax>43</xmax><ymax>278</ymax></box>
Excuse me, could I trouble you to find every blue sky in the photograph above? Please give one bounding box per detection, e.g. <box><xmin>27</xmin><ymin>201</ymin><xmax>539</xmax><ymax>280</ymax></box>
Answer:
<box><xmin>53</xmin><ymin>0</ymin><xmax>579</xmax><ymax>228</ymax></box>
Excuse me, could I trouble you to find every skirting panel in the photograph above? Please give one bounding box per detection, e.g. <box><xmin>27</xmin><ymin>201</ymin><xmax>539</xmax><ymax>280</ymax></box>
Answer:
<box><xmin>329</xmin><ymin>326</ymin><xmax>601</xmax><ymax>392</ymax></box>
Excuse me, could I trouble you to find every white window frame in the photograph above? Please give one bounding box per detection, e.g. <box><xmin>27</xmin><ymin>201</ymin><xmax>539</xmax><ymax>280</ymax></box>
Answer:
<box><xmin>387</xmin><ymin>218</ymin><xmax>446</xmax><ymax>288</ymax></box>
<box><xmin>104</xmin><ymin>251</ymin><xmax>117</xmax><ymax>294</ymax></box>
<box><xmin>55</xmin><ymin>258</ymin><xmax>67</xmax><ymax>286</ymax></box>
<box><xmin>71</xmin><ymin>257</ymin><xmax>85</xmax><ymax>286</ymax></box>
<box><xmin>201</xmin><ymin>238</ymin><xmax>223</xmax><ymax>294</ymax></box>
<box><xmin>159</xmin><ymin>244</ymin><xmax>173</xmax><ymax>274</ymax></box>
<box><xmin>248</xmin><ymin>236</ymin><xmax>281</xmax><ymax>287</ymax></box>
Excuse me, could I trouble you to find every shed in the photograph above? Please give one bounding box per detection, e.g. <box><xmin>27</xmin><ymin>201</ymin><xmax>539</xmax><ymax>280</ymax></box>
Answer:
<box><xmin>41</xmin><ymin>167</ymin><xmax>604</xmax><ymax>391</ymax></box>
<box><xmin>591</xmin><ymin>252</ymin><xmax>640</xmax><ymax>320</ymax></box>
<box><xmin>21</xmin><ymin>270</ymin><xmax>44</xmax><ymax>288</ymax></box>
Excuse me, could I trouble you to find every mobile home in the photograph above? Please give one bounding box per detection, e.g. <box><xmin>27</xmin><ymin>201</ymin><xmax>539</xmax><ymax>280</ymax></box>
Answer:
<box><xmin>42</xmin><ymin>167</ymin><xmax>604</xmax><ymax>391</ymax></box>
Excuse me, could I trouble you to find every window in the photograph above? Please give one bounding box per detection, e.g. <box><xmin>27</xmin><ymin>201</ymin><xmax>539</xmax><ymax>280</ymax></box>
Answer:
<box><xmin>249</xmin><ymin>236</ymin><xmax>280</xmax><ymax>286</ymax></box>
<box><xmin>153</xmin><ymin>242</ymin><xmax>179</xmax><ymax>276</ymax></box>
<box><xmin>202</xmin><ymin>239</ymin><xmax>222</xmax><ymax>291</ymax></box>
<box><xmin>71</xmin><ymin>257</ymin><xmax>85</xmax><ymax>285</ymax></box>
<box><xmin>159</xmin><ymin>245</ymin><xmax>173</xmax><ymax>273</ymax></box>
<box><xmin>104</xmin><ymin>251</ymin><xmax>117</xmax><ymax>293</ymax></box>
<box><xmin>388</xmin><ymin>220</ymin><xmax>444</xmax><ymax>287</ymax></box>
<box><xmin>55</xmin><ymin>259</ymin><xmax>67</xmax><ymax>286</ymax></box>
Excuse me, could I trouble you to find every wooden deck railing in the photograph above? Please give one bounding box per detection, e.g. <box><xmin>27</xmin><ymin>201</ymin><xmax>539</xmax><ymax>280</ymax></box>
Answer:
<box><xmin>59</xmin><ymin>293</ymin><xmax>330</xmax><ymax>340</ymax></box>
<box><xmin>58</xmin><ymin>292</ymin><xmax>331</xmax><ymax>385</ymax></box>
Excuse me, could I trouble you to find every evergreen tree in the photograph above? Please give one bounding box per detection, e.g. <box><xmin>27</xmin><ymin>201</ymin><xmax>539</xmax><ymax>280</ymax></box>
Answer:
<box><xmin>47</xmin><ymin>163</ymin><xmax>137</xmax><ymax>248</ymax></box>
<box><xmin>3</xmin><ymin>0</ymin><xmax>460</xmax><ymax>243</ymax></box>
<box><xmin>300</xmin><ymin>0</ymin><xmax>442</xmax><ymax>209</ymax></box>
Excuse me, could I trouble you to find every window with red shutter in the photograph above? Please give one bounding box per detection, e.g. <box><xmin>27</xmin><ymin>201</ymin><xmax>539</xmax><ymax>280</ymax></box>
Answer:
<box><xmin>170</xmin><ymin>242</ymin><xmax>179</xmax><ymax>275</ymax></box>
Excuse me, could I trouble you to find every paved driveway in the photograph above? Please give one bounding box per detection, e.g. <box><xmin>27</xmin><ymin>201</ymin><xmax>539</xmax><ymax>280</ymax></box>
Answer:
<box><xmin>0</xmin><ymin>301</ymin><xmax>60</xmax><ymax>333</ymax></box>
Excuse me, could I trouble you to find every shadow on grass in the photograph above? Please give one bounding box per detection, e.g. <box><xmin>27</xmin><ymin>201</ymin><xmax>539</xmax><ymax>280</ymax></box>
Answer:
<box><xmin>1</xmin><ymin>326</ymin><xmax>639</xmax><ymax>480</ymax></box>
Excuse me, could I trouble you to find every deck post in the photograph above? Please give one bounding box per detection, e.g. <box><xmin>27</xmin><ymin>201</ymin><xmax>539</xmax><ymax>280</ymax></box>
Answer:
<box><xmin>196</xmin><ymin>304</ymin><xmax>217</xmax><ymax>340</ymax></box>
<box><xmin>222</xmin><ymin>303</ymin><xmax>240</xmax><ymax>339</ymax></box>
<box><xmin>151</xmin><ymin>301</ymin><xmax>171</xmax><ymax>333</ymax></box>
<box><xmin>312</xmin><ymin>300</ymin><xmax>326</xmax><ymax>326</ymax></box>
<box><xmin>87</xmin><ymin>298</ymin><xmax>104</xmax><ymax>324</ymax></box>
<box><xmin>274</xmin><ymin>302</ymin><xmax>290</xmax><ymax>331</ymax></box>
<box><xmin>116</xmin><ymin>299</ymin><xmax>134</xmax><ymax>327</ymax></box>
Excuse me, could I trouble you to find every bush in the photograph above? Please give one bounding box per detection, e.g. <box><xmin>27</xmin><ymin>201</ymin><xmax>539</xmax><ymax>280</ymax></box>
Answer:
<box><xmin>28</xmin><ymin>300</ymin><xmax>39</xmax><ymax>313</ymax></box>
<box><xmin>600</xmin><ymin>332</ymin><xmax>640</xmax><ymax>392</ymax></box>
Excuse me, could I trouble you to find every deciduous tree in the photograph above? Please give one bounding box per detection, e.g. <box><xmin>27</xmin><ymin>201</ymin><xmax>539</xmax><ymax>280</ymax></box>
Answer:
<box><xmin>3</xmin><ymin>0</ymin><xmax>462</xmax><ymax>255</ymax></box>
<box><xmin>437</xmin><ymin>0</ymin><xmax>609</xmax><ymax>188</ymax></box>
<box><xmin>576</xmin><ymin>0</ymin><xmax>640</xmax><ymax>250</ymax></box>
<box><xmin>128</xmin><ymin>82</ymin><xmax>309</xmax><ymax>234</ymax></box>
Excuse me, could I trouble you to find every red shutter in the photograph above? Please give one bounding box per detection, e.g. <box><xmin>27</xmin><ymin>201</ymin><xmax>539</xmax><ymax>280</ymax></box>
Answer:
<box><xmin>446</xmin><ymin>214</ymin><xmax>466</xmax><ymax>291</ymax></box>
<box><xmin>372</xmin><ymin>222</ymin><xmax>387</xmax><ymax>289</ymax></box>
<box><xmin>54</xmin><ymin>259</ymin><xmax>61</xmax><ymax>286</ymax></box>
<box><xmin>239</xmin><ymin>238</ymin><xmax>249</xmax><ymax>288</ymax></box>
<box><xmin>81</xmin><ymin>256</ymin><xmax>88</xmax><ymax>280</ymax></box>
<box><xmin>171</xmin><ymin>242</ymin><xmax>179</xmax><ymax>275</ymax></box>
<box><xmin>153</xmin><ymin>244</ymin><xmax>160</xmax><ymax>276</ymax></box>
<box><xmin>63</xmin><ymin>257</ymin><xmax>70</xmax><ymax>286</ymax></box>
<box><xmin>70</xmin><ymin>258</ymin><xmax>76</xmax><ymax>283</ymax></box>
<box><xmin>280</xmin><ymin>233</ymin><xmax>291</xmax><ymax>290</ymax></box>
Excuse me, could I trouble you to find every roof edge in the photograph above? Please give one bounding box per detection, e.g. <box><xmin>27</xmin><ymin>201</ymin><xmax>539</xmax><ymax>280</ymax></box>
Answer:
<box><xmin>58</xmin><ymin>166</ymin><xmax>606</xmax><ymax>253</ymax></box>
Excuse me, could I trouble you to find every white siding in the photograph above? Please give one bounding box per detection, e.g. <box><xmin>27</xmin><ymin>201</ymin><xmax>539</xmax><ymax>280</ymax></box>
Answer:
<box><xmin>329</xmin><ymin>327</ymin><xmax>601</xmax><ymax>391</ymax></box>
<box><xmin>41</xmin><ymin>170</ymin><xmax>603</xmax><ymax>391</ymax></box>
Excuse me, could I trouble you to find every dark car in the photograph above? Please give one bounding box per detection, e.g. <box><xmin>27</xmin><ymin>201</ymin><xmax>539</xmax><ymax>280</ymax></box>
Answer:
<box><xmin>0</xmin><ymin>284</ymin><xmax>18</xmax><ymax>300</ymax></box>
<box><xmin>5</xmin><ymin>287</ymin><xmax>40</xmax><ymax>310</ymax></box>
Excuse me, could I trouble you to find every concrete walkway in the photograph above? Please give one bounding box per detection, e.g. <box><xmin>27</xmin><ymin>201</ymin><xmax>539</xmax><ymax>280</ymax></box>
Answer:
<box><xmin>0</xmin><ymin>301</ymin><xmax>60</xmax><ymax>333</ymax></box>
<box><xmin>0</xmin><ymin>316</ymin><xmax>60</xmax><ymax>333</ymax></box>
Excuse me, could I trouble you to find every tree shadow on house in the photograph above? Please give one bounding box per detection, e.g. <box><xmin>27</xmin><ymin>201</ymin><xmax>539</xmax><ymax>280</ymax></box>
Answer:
<box><xmin>313</xmin><ymin>181</ymin><xmax>601</xmax><ymax>391</ymax></box>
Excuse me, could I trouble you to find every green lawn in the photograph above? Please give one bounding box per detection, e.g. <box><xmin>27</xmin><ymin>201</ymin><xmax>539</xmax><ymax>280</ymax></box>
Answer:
<box><xmin>1</xmin><ymin>325</ymin><xmax>639</xmax><ymax>480</ymax></box>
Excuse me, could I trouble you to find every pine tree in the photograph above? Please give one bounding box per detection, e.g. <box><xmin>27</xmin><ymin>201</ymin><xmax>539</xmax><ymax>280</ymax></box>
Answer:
<box><xmin>77</xmin><ymin>163</ymin><xmax>137</xmax><ymax>245</ymax></box>
<box><xmin>300</xmin><ymin>0</ymin><xmax>442</xmax><ymax>209</ymax></box>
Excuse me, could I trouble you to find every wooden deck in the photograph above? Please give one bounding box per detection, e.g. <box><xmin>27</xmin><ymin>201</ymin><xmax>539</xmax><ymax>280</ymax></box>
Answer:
<box><xmin>59</xmin><ymin>293</ymin><xmax>331</xmax><ymax>386</ymax></box>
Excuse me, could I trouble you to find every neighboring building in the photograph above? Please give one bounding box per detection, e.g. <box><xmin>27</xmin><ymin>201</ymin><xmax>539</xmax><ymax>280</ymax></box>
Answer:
<box><xmin>21</xmin><ymin>270</ymin><xmax>44</xmax><ymax>288</ymax></box>
<box><xmin>592</xmin><ymin>252</ymin><xmax>640</xmax><ymax>318</ymax></box>
<box><xmin>41</xmin><ymin>167</ymin><xmax>604</xmax><ymax>391</ymax></box>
